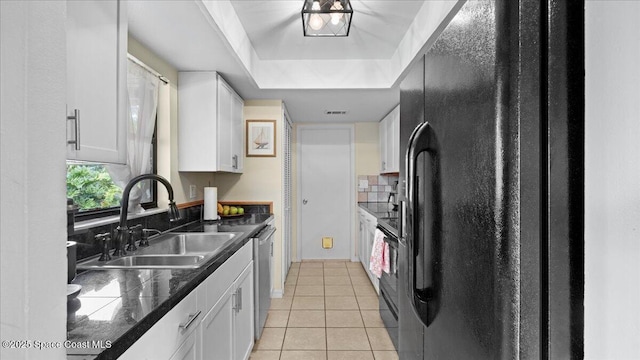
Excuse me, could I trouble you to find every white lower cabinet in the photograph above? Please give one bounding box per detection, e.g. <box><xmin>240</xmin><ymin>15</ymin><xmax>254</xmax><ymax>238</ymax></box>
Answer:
<box><xmin>232</xmin><ymin>264</ymin><xmax>254</xmax><ymax>360</ymax></box>
<box><xmin>120</xmin><ymin>241</ymin><xmax>254</xmax><ymax>360</ymax></box>
<box><xmin>170</xmin><ymin>331</ymin><xmax>198</xmax><ymax>360</ymax></box>
<box><xmin>357</xmin><ymin>208</ymin><xmax>379</xmax><ymax>294</ymax></box>
<box><xmin>200</xmin><ymin>284</ymin><xmax>234</xmax><ymax>360</ymax></box>
<box><xmin>200</xmin><ymin>262</ymin><xmax>254</xmax><ymax>360</ymax></box>
<box><xmin>358</xmin><ymin>210</ymin><xmax>367</xmax><ymax>268</ymax></box>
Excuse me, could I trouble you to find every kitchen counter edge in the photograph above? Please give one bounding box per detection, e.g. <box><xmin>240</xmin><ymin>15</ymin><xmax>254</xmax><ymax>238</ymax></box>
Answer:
<box><xmin>357</xmin><ymin>202</ymin><xmax>399</xmax><ymax>238</ymax></box>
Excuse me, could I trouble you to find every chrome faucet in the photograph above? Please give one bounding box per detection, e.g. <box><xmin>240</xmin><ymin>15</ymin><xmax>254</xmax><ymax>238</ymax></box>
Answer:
<box><xmin>113</xmin><ymin>174</ymin><xmax>182</xmax><ymax>256</ymax></box>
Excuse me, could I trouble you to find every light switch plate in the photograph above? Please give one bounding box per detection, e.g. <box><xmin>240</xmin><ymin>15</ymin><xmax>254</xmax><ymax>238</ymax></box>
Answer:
<box><xmin>189</xmin><ymin>185</ymin><xmax>196</xmax><ymax>199</ymax></box>
<box><xmin>358</xmin><ymin>179</ymin><xmax>369</xmax><ymax>190</ymax></box>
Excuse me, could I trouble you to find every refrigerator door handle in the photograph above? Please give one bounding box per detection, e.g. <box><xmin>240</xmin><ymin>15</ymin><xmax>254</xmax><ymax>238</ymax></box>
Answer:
<box><xmin>406</xmin><ymin>121</ymin><xmax>436</xmax><ymax>327</ymax></box>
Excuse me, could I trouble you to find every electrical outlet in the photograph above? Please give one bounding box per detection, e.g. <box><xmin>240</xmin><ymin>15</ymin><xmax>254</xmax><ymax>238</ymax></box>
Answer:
<box><xmin>189</xmin><ymin>185</ymin><xmax>196</xmax><ymax>199</ymax></box>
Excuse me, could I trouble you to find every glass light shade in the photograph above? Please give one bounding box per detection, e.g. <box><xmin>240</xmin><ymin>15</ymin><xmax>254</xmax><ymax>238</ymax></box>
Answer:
<box><xmin>330</xmin><ymin>1</ymin><xmax>344</xmax><ymax>25</ymax></box>
<box><xmin>309</xmin><ymin>0</ymin><xmax>324</xmax><ymax>29</ymax></box>
<box><xmin>309</xmin><ymin>15</ymin><xmax>324</xmax><ymax>30</ymax></box>
<box><xmin>301</xmin><ymin>0</ymin><xmax>353</xmax><ymax>37</ymax></box>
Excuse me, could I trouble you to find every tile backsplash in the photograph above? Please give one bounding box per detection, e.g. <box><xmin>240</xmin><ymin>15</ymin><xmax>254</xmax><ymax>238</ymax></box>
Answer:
<box><xmin>357</xmin><ymin>174</ymin><xmax>399</xmax><ymax>202</ymax></box>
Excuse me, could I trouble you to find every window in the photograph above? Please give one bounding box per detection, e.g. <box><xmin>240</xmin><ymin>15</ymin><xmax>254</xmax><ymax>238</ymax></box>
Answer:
<box><xmin>66</xmin><ymin>126</ymin><xmax>157</xmax><ymax>220</ymax></box>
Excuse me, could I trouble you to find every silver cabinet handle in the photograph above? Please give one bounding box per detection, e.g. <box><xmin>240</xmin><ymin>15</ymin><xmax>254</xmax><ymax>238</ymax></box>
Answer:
<box><xmin>67</xmin><ymin>109</ymin><xmax>80</xmax><ymax>150</ymax></box>
<box><xmin>302</xmin><ymin>199</ymin><xmax>308</xmax><ymax>205</ymax></box>
<box><xmin>233</xmin><ymin>288</ymin><xmax>243</xmax><ymax>312</ymax></box>
<box><xmin>232</xmin><ymin>155</ymin><xmax>238</xmax><ymax>169</ymax></box>
<box><xmin>179</xmin><ymin>310</ymin><xmax>201</xmax><ymax>330</ymax></box>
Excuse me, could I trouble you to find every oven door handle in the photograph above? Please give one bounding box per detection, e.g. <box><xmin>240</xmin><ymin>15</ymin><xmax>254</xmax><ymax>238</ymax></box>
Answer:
<box><xmin>380</xmin><ymin>233</ymin><xmax>398</xmax><ymax>276</ymax></box>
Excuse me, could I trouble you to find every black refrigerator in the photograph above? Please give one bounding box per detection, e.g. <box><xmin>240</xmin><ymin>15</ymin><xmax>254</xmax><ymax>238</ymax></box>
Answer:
<box><xmin>397</xmin><ymin>0</ymin><xmax>584</xmax><ymax>359</ymax></box>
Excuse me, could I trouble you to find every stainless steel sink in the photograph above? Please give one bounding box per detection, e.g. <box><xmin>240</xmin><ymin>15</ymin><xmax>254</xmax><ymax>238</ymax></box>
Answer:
<box><xmin>157</xmin><ymin>233</ymin><xmax>238</xmax><ymax>255</ymax></box>
<box><xmin>77</xmin><ymin>232</ymin><xmax>242</xmax><ymax>270</ymax></box>
<box><xmin>107</xmin><ymin>255</ymin><xmax>206</xmax><ymax>268</ymax></box>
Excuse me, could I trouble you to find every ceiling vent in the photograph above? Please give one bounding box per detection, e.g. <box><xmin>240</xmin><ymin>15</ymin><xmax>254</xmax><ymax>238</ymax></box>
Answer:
<box><xmin>324</xmin><ymin>110</ymin><xmax>348</xmax><ymax>115</ymax></box>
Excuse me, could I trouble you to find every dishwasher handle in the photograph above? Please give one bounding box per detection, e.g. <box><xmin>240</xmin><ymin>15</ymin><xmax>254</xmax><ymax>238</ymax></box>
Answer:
<box><xmin>257</xmin><ymin>227</ymin><xmax>276</xmax><ymax>245</ymax></box>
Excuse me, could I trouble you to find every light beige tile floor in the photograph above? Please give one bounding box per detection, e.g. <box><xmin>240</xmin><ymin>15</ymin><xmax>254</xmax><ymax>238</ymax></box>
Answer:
<box><xmin>251</xmin><ymin>261</ymin><xmax>398</xmax><ymax>360</ymax></box>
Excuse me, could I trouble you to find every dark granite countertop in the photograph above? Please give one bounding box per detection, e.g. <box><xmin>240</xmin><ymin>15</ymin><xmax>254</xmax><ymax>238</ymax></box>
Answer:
<box><xmin>358</xmin><ymin>202</ymin><xmax>399</xmax><ymax>238</ymax></box>
<box><xmin>67</xmin><ymin>214</ymin><xmax>273</xmax><ymax>359</ymax></box>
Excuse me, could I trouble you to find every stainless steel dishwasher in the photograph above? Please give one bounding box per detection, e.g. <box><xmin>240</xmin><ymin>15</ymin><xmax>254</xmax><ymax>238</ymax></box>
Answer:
<box><xmin>253</xmin><ymin>219</ymin><xmax>276</xmax><ymax>340</ymax></box>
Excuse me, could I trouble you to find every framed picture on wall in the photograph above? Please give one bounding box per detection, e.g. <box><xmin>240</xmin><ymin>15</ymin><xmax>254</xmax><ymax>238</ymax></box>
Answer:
<box><xmin>246</xmin><ymin>120</ymin><xmax>276</xmax><ymax>157</ymax></box>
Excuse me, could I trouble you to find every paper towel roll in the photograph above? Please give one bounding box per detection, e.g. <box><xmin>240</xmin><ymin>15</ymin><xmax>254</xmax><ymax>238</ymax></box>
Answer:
<box><xmin>203</xmin><ymin>187</ymin><xmax>217</xmax><ymax>220</ymax></box>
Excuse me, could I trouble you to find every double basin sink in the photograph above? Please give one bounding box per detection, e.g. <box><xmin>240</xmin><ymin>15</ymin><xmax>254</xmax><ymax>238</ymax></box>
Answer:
<box><xmin>77</xmin><ymin>232</ymin><xmax>243</xmax><ymax>270</ymax></box>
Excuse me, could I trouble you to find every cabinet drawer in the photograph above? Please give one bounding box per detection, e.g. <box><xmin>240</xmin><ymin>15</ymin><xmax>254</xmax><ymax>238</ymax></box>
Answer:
<box><xmin>200</xmin><ymin>240</ymin><xmax>253</xmax><ymax>313</ymax></box>
<box><xmin>119</xmin><ymin>290</ymin><xmax>199</xmax><ymax>360</ymax></box>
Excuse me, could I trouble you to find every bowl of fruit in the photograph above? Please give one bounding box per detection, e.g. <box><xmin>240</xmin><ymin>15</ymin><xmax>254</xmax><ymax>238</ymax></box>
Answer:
<box><xmin>217</xmin><ymin>203</ymin><xmax>245</xmax><ymax>218</ymax></box>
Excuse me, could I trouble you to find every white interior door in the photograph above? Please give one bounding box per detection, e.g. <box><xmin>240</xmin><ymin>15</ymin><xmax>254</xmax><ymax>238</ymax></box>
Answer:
<box><xmin>298</xmin><ymin>125</ymin><xmax>354</xmax><ymax>260</ymax></box>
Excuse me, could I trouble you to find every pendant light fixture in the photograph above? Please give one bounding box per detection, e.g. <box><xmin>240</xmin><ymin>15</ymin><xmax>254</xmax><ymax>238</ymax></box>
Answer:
<box><xmin>301</xmin><ymin>0</ymin><xmax>353</xmax><ymax>37</ymax></box>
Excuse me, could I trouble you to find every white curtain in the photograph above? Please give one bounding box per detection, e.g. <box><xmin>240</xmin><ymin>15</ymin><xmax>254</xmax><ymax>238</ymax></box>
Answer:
<box><xmin>108</xmin><ymin>59</ymin><xmax>160</xmax><ymax>213</ymax></box>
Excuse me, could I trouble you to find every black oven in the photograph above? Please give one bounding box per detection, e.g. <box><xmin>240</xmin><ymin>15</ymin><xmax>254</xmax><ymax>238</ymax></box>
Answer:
<box><xmin>378</xmin><ymin>225</ymin><xmax>398</xmax><ymax>350</ymax></box>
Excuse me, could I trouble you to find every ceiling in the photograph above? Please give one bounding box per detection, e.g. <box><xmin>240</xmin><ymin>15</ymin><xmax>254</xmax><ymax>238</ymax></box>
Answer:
<box><xmin>128</xmin><ymin>0</ymin><xmax>461</xmax><ymax>123</ymax></box>
<box><xmin>229</xmin><ymin>0</ymin><xmax>425</xmax><ymax>60</ymax></box>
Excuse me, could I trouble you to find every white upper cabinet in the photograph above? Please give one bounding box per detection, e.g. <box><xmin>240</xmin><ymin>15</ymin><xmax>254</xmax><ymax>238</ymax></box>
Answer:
<box><xmin>66</xmin><ymin>0</ymin><xmax>127</xmax><ymax>164</ymax></box>
<box><xmin>379</xmin><ymin>105</ymin><xmax>400</xmax><ymax>174</ymax></box>
<box><xmin>231</xmin><ymin>92</ymin><xmax>244</xmax><ymax>172</ymax></box>
<box><xmin>178</xmin><ymin>72</ymin><xmax>244</xmax><ymax>173</ymax></box>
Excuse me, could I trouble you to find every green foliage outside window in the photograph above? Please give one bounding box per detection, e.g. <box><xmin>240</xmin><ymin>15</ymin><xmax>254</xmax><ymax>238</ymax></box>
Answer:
<box><xmin>67</xmin><ymin>164</ymin><xmax>122</xmax><ymax>211</ymax></box>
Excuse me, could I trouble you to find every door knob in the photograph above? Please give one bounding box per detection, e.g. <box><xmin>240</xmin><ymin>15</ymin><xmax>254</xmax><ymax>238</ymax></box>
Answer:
<box><xmin>303</xmin><ymin>199</ymin><xmax>308</xmax><ymax>205</ymax></box>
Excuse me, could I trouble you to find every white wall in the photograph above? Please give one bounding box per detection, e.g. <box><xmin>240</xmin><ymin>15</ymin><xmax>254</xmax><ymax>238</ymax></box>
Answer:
<box><xmin>585</xmin><ymin>2</ymin><xmax>640</xmax><ymax>359</ymax></box>
<box><xmin>0</xmin><ymin>1</ymin><xmax>67</xmax><ymax>359</ymax></box>
<box><xmin>355</xmin><ymin>122</ymin><xmax>381</xmax><ymax>176</ymax></box>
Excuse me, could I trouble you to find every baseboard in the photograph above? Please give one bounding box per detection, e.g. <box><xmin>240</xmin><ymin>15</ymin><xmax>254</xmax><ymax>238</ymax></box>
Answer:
<box><xmin>271</xmin><ymin>289</ymin><xmax>284</xmax><ymax>299</ymax></box>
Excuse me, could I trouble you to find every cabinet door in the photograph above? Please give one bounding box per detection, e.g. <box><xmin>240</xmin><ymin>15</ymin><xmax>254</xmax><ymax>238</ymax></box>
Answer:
<box><xmin>178</xmin><ymin>71</ymin><xmax>219</xmax><ymax>172</ymax></box>
<box><xmin>231</xmin><ymin>93</ymin><xmax>244</xmax><ymax>173</ymax></box>
<box><xmin>389</xmin><ymin>106</ymin><xmax>400</xmax><ymax>173</ymax></box>
<box><xmin>359</xmin><ymin>212</ymin><xmax>367</xmax><ymax>266</ymax></box>
<box><xmin>360</xmin><ymin>220</ymin><xmax>369</xmax><ymax>269</ymax></box>
<box><xmin>66</xmin><ymin>0</ymin><xmax>127</xmax><ymax>164</ymax></box>
<box><xmin>364</xmin><ymin>218</ymin><xmax>380</xmax><ymax>294</ymax></box>
<box><xmin>379</xmin><ymin>117</ymin><xmax>387</xmax><ymax>173</ymax></box>
<box><xmin>170</xmin><ymin>330</ymin><xmax>199</xmax><ymax>360</ymax></box>
<box><xmin>217</xmin><ymin>78</ymin><xmax>234</xmax><ymax>172</ymax></box>
<box><xmin>234</xmin><ymin>262</ymin><xmax>254</xmax><ymax>360</ymax></box>
<box><xmin>200</xmin><ymin>285</ymin><xmax>234</xmax><ymax>360</ymax></box>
